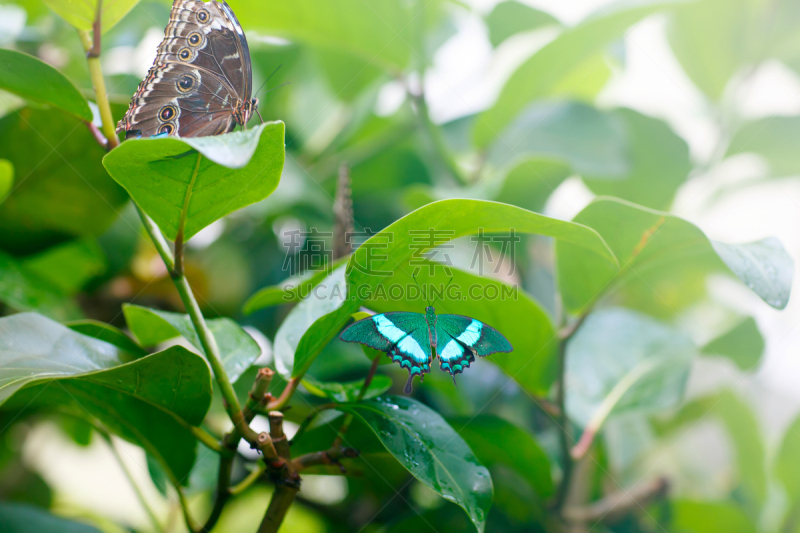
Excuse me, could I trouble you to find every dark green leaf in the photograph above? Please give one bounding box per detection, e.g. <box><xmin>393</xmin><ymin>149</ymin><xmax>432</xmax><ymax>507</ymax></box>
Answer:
<box><xmin>339</xmin><ymin>396</ymin><xmax>493</xmax><ymax>533</ymax></box>
<box><xmin>485</xmin><ymin>1</ymin><xmax>560</xmax><ymax>47</ymax></box>
<box><xmin>449</xmin><ymin>415</ymin><xmax>553</xmax><ymax>498</ymax></box>
<box><xmin>22</xmin><ymin>239</ymin><xmax>106</xmax><ymax>294</ymax></box>
<box><xmin>0</xmin><ymin>49</ymin><xmax>91</xmax><ymax>120</ymax></box>
<box><xmin>302</xmin><ymin>375</ymin><xmax>392</xmax><ymax>402</ymax></box>
<box><xmin>0</xmin><ymin>313</ymin><xmax>212</xmax><ymax>482</ymax></box>
<box><xmin>102</xmin><ymin>122</ymin><xmax>285</xmax><ymax>241</ymax></box>
<box><xmin>474</xmin><ymin>2</ymin><xmax>672</xmax><ymax>146</ymax></box>
<box><xmin>66</xmin><ymin>320</ymin><xmax>147</xmax><ymax>360</ymax></box>
<box><xmin>700</xmin><ymin>317</ymin><xmax>764</xmax><ymax>371</ymax></box>
<box><xmin>0</xmin><ymin>108</ymin><xmax>129</xmax><ymax>254</ymax></box>
<box><xmin>582</xmin><ymin>108</ymin><xmax>691</xmax><ymax>210</ymax></box>
<box><xmin>566</xmin><ymin>308</ymin><xmax>694</xmax><ymax>429</ymax></box>
<box><xmin>122</xmin><ymin>304</ymin><xmax>261</xmax><ymax>384</ymax></box>
<box><xmin>556</xmin><ymin>199</ymin><xmax>793</xmax><ymax>315</ymax></box>
<box><xmin>0</xmin><ymin>251</ymin><xmax>81</xmax><ymax>321</ymax></box>
<box><xmin>0</xmin><ymin>502</ymin><xmax>101</xmax><ymax>533</ymax></box>
<box><xmin>42</xmin><ymin>0</ymin><xmax>140</xmax><ymax>33</ymax></box>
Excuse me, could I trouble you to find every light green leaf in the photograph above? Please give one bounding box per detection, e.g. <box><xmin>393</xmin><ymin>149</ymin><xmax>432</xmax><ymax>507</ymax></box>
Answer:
<box><xmin>122</xmin><ymin>304</ymin><xmax>261</xmax><ymax>384</ymax></box>
<box><xmin>727</xmin><ymin>116</ymin><xmax>800</xmax><ymax>176</ymax></box>
<box><xmin>700</xmin><ymin>317</ymin><xmax>764</xmax><ymax>371</ymax></box>
<box><xmin>556</xmin><ymin>198</ymin><xmax>793</xmax><ymax>315</ymax></box>
<box><xmin>776</xmin><ymin>413</ymin><xmax>800</xmax><ymax>503</ymax></box>
<box><xmin>474</xmin><ymin>2</ymin><xmax>672</xmax><ymax>146</ymax></box>
<box><xmin>485</xmin><ymin>1</ymin><xmax>560</xmax><ymax>47</ymax></box>
<box><xmin>43</xmin><ymin>0</ymin><xmax>140</xmax><ymax>33</ymax></box>
<box><xmin>302</xmin><ymin>375</ymin><xmax>392</xmax><ymax>402</ymax></box>
<box><xmin>0</xmin><ymin>108</ymin><xmax>129</xmax><ymax>254</ymax></box>
<box><xmin>566</xmin><ymin>308</ymin><xmax>694</xmax><ymax>431</ymax></box>
<box><xmin>0</xmin><ymin>159</ymin><xmax>13</xmax><ymax>203</ymax></box>
<box><xmin>22</xmin><ymin>239</ymin><xmax>106</xmax><ymax>294</ymax></box>
<box><xmin>0</xmin><ymin>313</ymin><xmax>212</xmax><ymax>482</ymax></box>
<box><xmin>0</xmin><ymin>502</ymin><xmax>101</xmax><ymax>533</ymax></box>
<box><xmin>583</xmin><ymin>108</ymin><xmax>691</xmax><ymax>210</ymax></box>
<box><xmin>67</xmin><ymin>320</ymin><xmax>148</xmax><ymax>360</ymax></box>
<box><xmin>487</xmin><ymin>101</ymin><xmax>629</xmax><ymax>178</ymax></box>
<box><xmin>102</xmin><ymin>122</ymin><xmax>285</xmax><ymax>241</ymax></box>
<box><xmin>339</xmin><ymin>396</ymin><xmax>492</xmax><ymax>533</ymax></box>
<box><xmin>670</xmin><ymin>500</ymin><xmax>758</xmax><ymax>533</ymax></box>
<box><xmin>712</xmin><ymin>238</ymin><xmax>793</xmax><ymax>310</ymax></box>
<box><xmin>449</xmin><ymin>415</ymin><xmax>553</xmax><ymax>498</ymax></box>
<box><xmin>0</xmin><ymin>49</ymin><xmax>91</xmax><ymax>121</ymax></box>
<box><xmin>0</xmin><ymin>251</ymin><xmax>81</xmax><ymax>321</ymax></box>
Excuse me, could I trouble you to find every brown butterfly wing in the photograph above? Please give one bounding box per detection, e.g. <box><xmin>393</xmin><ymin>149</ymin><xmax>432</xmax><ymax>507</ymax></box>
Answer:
<box><xmin>116</xmin><ymin>0</ymin><xmax>253</xmax><ymax>139</ymax></box>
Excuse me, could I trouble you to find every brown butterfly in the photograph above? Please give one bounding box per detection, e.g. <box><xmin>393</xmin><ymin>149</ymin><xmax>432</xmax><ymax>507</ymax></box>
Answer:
<box><xmin>116</xmin><ymin>0</ymin><xmax>260</xmax><ymax>139</ymax></box>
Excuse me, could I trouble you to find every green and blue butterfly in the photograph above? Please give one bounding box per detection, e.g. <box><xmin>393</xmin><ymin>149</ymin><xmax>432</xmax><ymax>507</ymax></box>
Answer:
<box><xmin>340</xmin><ymin>305</ymin><xmax>513</xmax><ymax>394</ymax></box>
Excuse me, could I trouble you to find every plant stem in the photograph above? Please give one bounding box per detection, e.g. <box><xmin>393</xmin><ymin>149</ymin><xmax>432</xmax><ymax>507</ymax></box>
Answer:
<box><xmin>266</xmin><ymin>378</ymin><xmax>300</xmax><ymax>411</ymax></box>
<box><xmin>553</xmin><ymin>338</ymin><xmax>572</xmax><ymax>512</ymax></box>
<box><xmin>190</xmin><ymin>426</ymin><xmax>231</xmax><ymax>456</ymax></box>
<box><xmin>200</xmin><ymin>455</ymin><xmax>233</xmax><ymax>532</ymax></box>
<box><xmin>230</xmin><ymin>464</ymin><xmax>266</xmax><ymax>495</ymax></box>
<box><xmin>258</xmin><ymin>486</ymin><xmax>299</xmax><ymax>533</ymax></box>
<box><xmin>79</xmin><ymin>29</ymin><xmax>119</xmax><ymax>150</ymax></box>
<box><xmin>104</xmin><ymin>434</ymin><xmax>164</xmax><ymax>533</ymax></box>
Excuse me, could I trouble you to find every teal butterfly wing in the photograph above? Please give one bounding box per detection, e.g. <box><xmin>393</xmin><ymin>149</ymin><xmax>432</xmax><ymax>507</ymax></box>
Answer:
<box><xmin>436</xmin><ymin>314</ymin><xmax>513</xmax><ymax>379</ymax></box>
<box><xmin>340</xmin><ymin>312</ymin><xmax>432</xmax><ymax>393</ymax></box>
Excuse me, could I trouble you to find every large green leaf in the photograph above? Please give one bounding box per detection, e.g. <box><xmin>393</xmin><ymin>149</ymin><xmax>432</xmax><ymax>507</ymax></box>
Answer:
<box><xmin>727</xmin><ymin>116</ymin><xmax>800</xmax><ymax>176</ymax></box>
<box><xmin>0</xmin><ymin>49</ymin><xmax>91</xmax><ymax>121</ymax></box>
<box><xmin>236</xmin><ymin>0</ymin><xmax>438</xmax><ymax>71</ymax></box>
<box><xmin>556</xmin><ymin>198</ymin><xmax>793</xmax><ymax>315</ymax></box>
<box><xmin>0</xmin><ymin>502</ymin><xmax>101</xmax><ymax>533</ymax></box>
<box><xmin>122</xmin><ymin>304</ymin><xmax>261</xmax><ymax>384</ymax></box>
<box><xmin>0</xmin><ymin>108</ymin><xmax>129</xmax><ymax>254</ymax></box>
<box><xmin>485</xmin><ymin>1</ymin><xmax>560</xmax><ymax>47</ymax></box>
<box><xmin>0</xmin><ymin>313</ymin><xmax>212</xmax><ymax>482</ymax></box>
<box><xmin>367</xmin><ymin>266</ymin><xmax>559</xmax><ymax>394</ymax></box>
<box><xmin>42</xmin><ymin>0</ymin><xmax>140</xmax><ymax>33</ymax></box>
<box><xmin>700</xmin><ymin>317</ymin><xmax>764</xmax><ymax>371</ymax></box>
<box><xmin>102</xmin><ymin>122</ymin><xmax>285</xmax><ymax>241</ymax></box>
<box><xmin>339</xmin><ymin>396</ymin><xmax>493</xmax><ymax>533</ymax></box>
<box><xmin>487</xmin><ymin>101</ymin><xmax>629</xmax><ymax>178</ymax></box>
<box><xmin>566</xmin><ymin>308</ymin><xmax>694</xmax><ymax>431</ymax></box>
<box><xmin>450</xmin><ymin>415</ymin><xmax>553</xmax><ymax>499</ymax></box>
<box><xmin>582</xmin><ymin>108</ymin><xmax>691</xmax><ymax>210</ymax></box>
<box><xmin>474</xmin><ymin>2</ymin><xmax>671</xmax><ymax>146</ymax></box>
<box><xmin>67</xmin><ymin>320</ymin><xmax>147</xmax><ymax>360</ymax></box>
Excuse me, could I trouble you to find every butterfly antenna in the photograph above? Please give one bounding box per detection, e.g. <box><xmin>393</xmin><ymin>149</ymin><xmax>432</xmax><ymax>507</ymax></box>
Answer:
<box><xmin>254</xmin><ymin>64</ymin><xmax>282</xmax><ymax>97</ymax></box>
<box><xmin>412</xmin><ymin>273</ymin><xmax>431</xmax><ymax>307</ymax></box>
<box><xmin>255</xmin><ymin>107</ymin><xmax>264</xmax><ymax>124</ymax></box>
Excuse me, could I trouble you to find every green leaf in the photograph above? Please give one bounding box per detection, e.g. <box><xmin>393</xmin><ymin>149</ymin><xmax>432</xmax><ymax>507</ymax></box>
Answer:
<box><xmin>102</xmin><ymin>122</ymin><xmax>285</xmax><ymax>242</ymax></box>
<box><xmin>22</xmin><ymin>239</ymin><xmax>106</xmax><ymax>294</ymax></box>
<box><xmin>66</xmin><ymin>320</ymin><xmax>148</xmax><ymax>360</ymax></box>
<box><xmin>42</xmin><ymin>0</ymin><xmax>140</xmax><ymax>33</ymax></box>
<box><xmin>485</xmin><ymin>1</ymin><xmax>560</xmax><ymax>47</ymax></box>
<box><xmin>302</xmin><ymin>375</ymin><xmax>392</xmax><ymax>402</ymax></box>
<box><xmin>0</xmin><ymin>502</ymin><xmax>101</xmax><ymax>533</ymax></box>
<box><xmin>0</xmin><ymin>251</ymin><xmax>81</xmax><ymax>321</ymax></box>
<box><xmin>700</xmin><ymin>317</ymin><xmax>764</xmax><ymax>371</ymax></box>
<box><xmin>493</xmin><ymin>159</ymin><xmax>571</xmax><ymax>213</ymax></box>
<box><xmin>449</xmin><ymin>415</ymin><xmax>553</xmax><ymax>499</ymax></box>
<box><xmin>657</xmin><ymin>391</ymin><xmax>766</xmax><ymax>513</ymax></box>
<box><xmin>0</xmin><ymin>49</ymin><xmax>91</xmax><ymax>121</ymax></box>
<box><xmin>727</xmin><ymin>116</ymin><xmax>800</xmax><ymax>176</ymax></box>
<box><xmin>474</xmin><ymin>2</ymin><xmax>671</xmax><ymax>146</ymax></box>
<box><xmin>556</xmin><ymin>198</ymin><xmax>793</xmax><ymax>315</ymax></box>
<box><xmin>487</xmin><ymin>101</ymin><xmax>629</xmax><ymax>178</ymax></box>
<box><xmin>274</xmin><ymin>264</ymin><xmax>356</xmax><ymax>378</ymax></box>
<box><xmin>339</xmin><ymin>396</ymin><xmax>493</xmax><ymax>533</ymax></box>
<box><xmin>566</xmin><ymin>308</ymin><xmax>694</xmax><ymax>430</ymax></box>
<box><xmin>122</xmin><ymin>304</ymin><xmax>261</xmax><ymax>384</ymax></box>
<box><xmin>367</xmin><ymin>266</ymin><xmax>559</xmax><ymax>394</ymax></box>
<box><xmin>0</xmin><ymin>159</ymin><xmax>11</xmax><ymax>203</ymax></box>
<box><xmin>0</xmin><ymin>108</ymin><xmax>129</xmax><ymax>254</ymax></box>
<box><xmin>243</xmin><ymin>257</ymin><xmax>348</xmax><ymax>315</ymax></box>
<box><xmin>776</xmin><ymin>412</ymin><xmax>800</xmax><ymax>503</ymax></box>
<box><xmin>0</xmin><ymin>313</ymin><xmax>212</xmax><ymax>482</ymax></box>
<box><xmin>236</xmin><ymin>0</ymin><xmax>439</xmax><ymax>71</ymax></box>
<box><xmin>712</xmin><ymin>238</ymin><xmax>793</xmax><ymax>310</ymax></box>
<box><xmin>670</xmin><ymin>500</ymin><xmax>758</xmax><ymax>533</ymax></box>
<box><xmin>582</xmin><ymin>108</ymin><xmax>691</xmax><ymax>210</ymax></box>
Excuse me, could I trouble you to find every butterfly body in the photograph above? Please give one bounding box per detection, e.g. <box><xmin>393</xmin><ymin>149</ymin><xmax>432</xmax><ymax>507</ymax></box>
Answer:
<box><xmin>341</xmin><ymin>306</ymin><xmax>512</xmax><ymax>394</ymax></box>
<box><xmin>117</xmin><ymin>0</ymin><xmax>258</xmax><ymax>139</ymax></box>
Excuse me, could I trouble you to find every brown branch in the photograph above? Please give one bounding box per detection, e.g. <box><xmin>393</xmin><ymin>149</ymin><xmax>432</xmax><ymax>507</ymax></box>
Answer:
<box><xmin>293</xmin><ymin>447</ymin><xmax>360</xmax><ymax>473</ymax></box>
<box><xmin>333</xmin><ymin>162</ymin><xmax>354</xmax><ymax>260</ymax></box>
<box><xmin>562</xmin><ymin>477</ymin><xmax>669</xmax><ymax>524</ymax></box>
<box><xmin>86</xmin><ymin>0</ymin><xmax>102</xmax><ymax>58</ymax></box>
<box><xmin>266</xmin><ymin>377</ymin><xmax>300</xmax><ymax>411</ymax></box>
<box><xmin>258</xmin><ymin>485</ymin><xmax>299</xmax><ymax>533</ymax></box>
